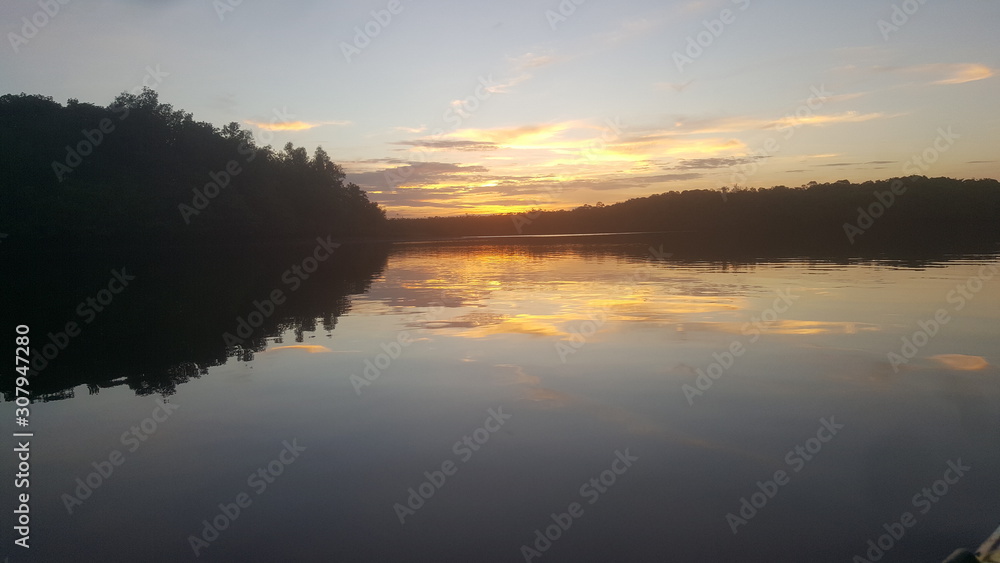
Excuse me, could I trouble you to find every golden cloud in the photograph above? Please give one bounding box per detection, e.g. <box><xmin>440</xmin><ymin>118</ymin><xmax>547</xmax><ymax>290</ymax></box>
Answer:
<box><xmin>929</xmin><ymin>354</ymin><xmax>990</xmax><ymax>371</ymax></box>
<box><xmin>920</xmin><ymin>63</ymin><xmax>995</xmax><ymax>85</ymax></box>
<box><xmin>244</xmin><ymin>120</ymin><xmax>351</xmax><ymax>131</ymax></box>
<box><xmin>882</xmin><ymin>63</ymin><xmax>995</xmax><ymax>85</ymax></box>
<box><xmin>449</xmin><ymin>122</ymin><xmax>574</xmax><ymax>146</ymax></box>
<box><xmin>771</xmin><ymin>111</ymin><xmax>893</xmax><ymax>128</ymax></box>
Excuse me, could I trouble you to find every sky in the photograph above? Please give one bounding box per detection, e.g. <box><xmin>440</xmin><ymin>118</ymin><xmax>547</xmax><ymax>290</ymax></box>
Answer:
<box><xmin>2</xmin><ymin>0</ymin><xmax>998</xmax><ymax>217</ymax></box>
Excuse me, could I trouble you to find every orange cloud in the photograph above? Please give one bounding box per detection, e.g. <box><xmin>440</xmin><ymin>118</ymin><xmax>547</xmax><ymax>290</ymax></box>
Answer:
<box><xmin>449</xmin><ymin>123</ymin><xmax>574</xmax><ymax>146</ymax></box>
<box><xmin>929</xmin><ymin>354</ymin><xmax>990</xmax><ymax>371</ymax></box>
<box><xmin>244</xmin><ymin>120</ymin><xmax>350</xmax><ymax>131</ymax></box>
<box><xmin>927</xmin><ymin>63</ymin><xmax>995</xmax><ymax>85</ymax></box>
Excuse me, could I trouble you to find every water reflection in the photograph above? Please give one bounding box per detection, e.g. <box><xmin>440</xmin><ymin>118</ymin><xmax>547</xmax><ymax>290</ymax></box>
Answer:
<box><xmin>3</xmin><ymin>242</ymin><xmax>390</xmax><ymax>401</ymax></box>
<box><xmin>5</xmin><ymin>235</ymin><xmax>999</xmax><ymax>562</ymax></box>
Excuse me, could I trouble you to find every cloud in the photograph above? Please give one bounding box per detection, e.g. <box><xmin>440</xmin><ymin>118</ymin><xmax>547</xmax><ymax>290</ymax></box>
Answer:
<box><xmin>356</xmin><ymin>157</ymin><xmax>411</xmax><ymax>164</ymax></box>
<box><xmin>819</xmin><ymin>92</ymin><xmax>868</xmax><ymax>103</ymax></box>
<box><xmin>663</xmin><ymin>116</ymin><xmax>766</xmax><ymax>135</ymax></box>
<box><xmin>395</xmin><ymin>120</ymin><xmax>743</xmax><ymax>163</ymax></box>
<box><xmin>929</xmin><ymin>354</ymin><xmax>990</xmax><ymax>371</ymax></box>
<box><xmin>661</xmin><ymin>111</ymin><xmax>897</xmax><ymax>136</ymax></box>
<box><xmin>510</xmin><ymin>52</ymin><xmax>558</xmax><ymax>71</ymax></box>
<box><xmin>395</xmin><ymin>140</ymin><xmax>499</xmax><ymax>151</ymax></box>
<box><xmin>811</xmin><ymin>159</ymin><xmax>895</xmax><ymax>168</ymax></box>
<box><xmin>544</xmin><ymin>173</ymin><xmax>703</xmax><ymax>191</ymax></box>
<box><xmin>449</xmin><ymin>123</ymin><xmax>573</xmax><ymax>146</ymax></box>
<box><xmin>683</xmin><ymin>320</ymin><xmax>879</xmax><ymax>336</ymax></box>
<box><xmin>244</xmin><ymin>119</ymin><xmax>350</xmax><ymax>131</ymax></box>
<box><xmin>670</xmin><ymin>156</ymin><xmax>768</xmax><ymax>170</ymax></box>
<box><xmin>770</xmin><ymin>111</ymin><xmax>898</xmax><ymax>129</ymax></box>
<box><xmin>875</xmin><ymin>62</ymin><xmax>995</xmax><ymax>85</ymax></box>
<box><xmin>210</xmin><ymin>93</ymin><xmax>238</xmax><ymax>112</ymax></box>
<box><xmin>596</xmin><ymin>15</ymin><xmax>665</xmax><ymax>45</ymax></box>
<box><xmin>459</xmin><ymin>52</ymin><xmax>553</xmax><ymax>102</ymax></box>
<box><xmin>472</xmin><ymin>73</ymin><xmax>531</xmax><ymax>96</ymax></box>
<box><xmin>348</xmin><ymin>161</ymin><xmax>490</xmax><ymax>190</ymax></box>
<box><xmin>927</xmin><ymin>63</ymin><xmax>995</xmax><ymax>85</ymax></box>
<box><xmin>356</xmin><ymin>117</ymin><xmax>799</xmax><ymax>214</ymax></box>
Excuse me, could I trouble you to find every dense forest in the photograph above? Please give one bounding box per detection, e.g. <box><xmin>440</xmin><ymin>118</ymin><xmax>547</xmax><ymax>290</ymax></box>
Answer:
<box><xmin>0</xmin><ymin>90</ymin><xmax>385</xmax><ymax>245</ymax></box>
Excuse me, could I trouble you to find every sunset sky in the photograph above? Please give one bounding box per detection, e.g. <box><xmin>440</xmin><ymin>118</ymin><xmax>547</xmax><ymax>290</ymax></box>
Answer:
<box><xmin>3</xmin><ymin>0</ymin><xmax>998</xmax><ymax>216</ymax></box>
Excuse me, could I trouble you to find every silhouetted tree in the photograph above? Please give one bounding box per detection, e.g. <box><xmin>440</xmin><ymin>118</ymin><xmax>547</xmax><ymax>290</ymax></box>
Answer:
<box><xmin>0</xmin><ymin>89</ymin><xmax>386</xmax><ymax>244</ymax></box>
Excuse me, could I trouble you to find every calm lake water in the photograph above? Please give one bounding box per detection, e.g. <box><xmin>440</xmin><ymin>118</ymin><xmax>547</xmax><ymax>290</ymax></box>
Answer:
<box><xmin>7</xmin><ymin>235</ymin><xmax>1000</xmax><ymax>562</ymax></box>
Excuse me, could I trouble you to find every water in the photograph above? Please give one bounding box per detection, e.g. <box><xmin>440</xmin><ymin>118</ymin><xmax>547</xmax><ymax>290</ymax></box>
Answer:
<box><xmin>6</xmin><ymin>235</ymin><xmax>999</xmax><ymax>562</ymax></box>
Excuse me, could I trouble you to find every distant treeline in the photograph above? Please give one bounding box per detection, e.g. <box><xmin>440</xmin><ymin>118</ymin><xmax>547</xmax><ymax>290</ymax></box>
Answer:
<box><xmin>0</xmin><ymin>90</ymin><xmax>385</xmax><ymax>245</ymax></box>
<box><xmin>386</xmin><ymin>177</ymin><xmax>1000</xmax><ymax>252</ymax></box>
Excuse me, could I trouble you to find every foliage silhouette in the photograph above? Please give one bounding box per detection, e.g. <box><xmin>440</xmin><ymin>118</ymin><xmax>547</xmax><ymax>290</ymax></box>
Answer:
<box><xmin>384</xmin><ymin>177</ymin><xmax>1000</xmax><ymax>254</ymax></box>
<box><xmin>0</xmin><ymin>90</ymin><xmax>385</xmax><ymax>245</ymax></box>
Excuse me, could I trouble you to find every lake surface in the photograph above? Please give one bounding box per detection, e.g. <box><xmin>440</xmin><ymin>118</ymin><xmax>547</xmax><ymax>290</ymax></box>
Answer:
<box><xmin>6</xmin><ymin>235</ymin><xmax>1000</xmax><ymax>562</ymax></box>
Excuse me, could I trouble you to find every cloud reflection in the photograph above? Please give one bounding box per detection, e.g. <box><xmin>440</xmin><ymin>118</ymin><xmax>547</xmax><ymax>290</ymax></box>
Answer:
<box><xmin>264</xmin><ymin>345</ymin><xmax>335</xmax><ymax>354</ymax></box>
<box><xmin>929</xmin><ymin>354</ymin><xmax>990</xmax><ymax>371</ymax></box>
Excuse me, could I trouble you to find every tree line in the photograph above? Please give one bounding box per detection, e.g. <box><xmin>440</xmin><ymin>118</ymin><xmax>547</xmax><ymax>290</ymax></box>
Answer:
<box><xmin>0</xmin><ymin>89</ymin><xmax>385</xmax><ymax>246</ymax></box>
<box><xmin>385</xmin><ymin>177</ymin><xmax>1000</xmax><ymax>253</ymax></box>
